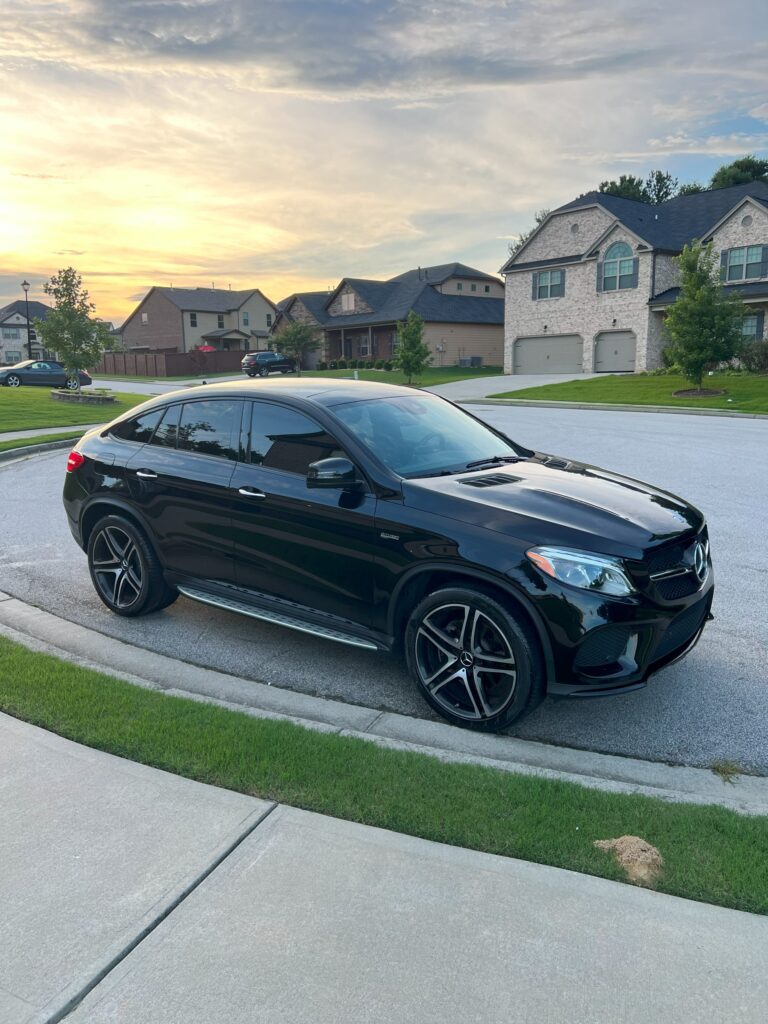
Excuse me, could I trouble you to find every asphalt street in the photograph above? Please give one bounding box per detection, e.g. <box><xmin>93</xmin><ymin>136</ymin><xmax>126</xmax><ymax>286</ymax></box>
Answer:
<box><xmin>1</xmin><ymin>405</ymin><xmax>766</xmax><ymax>771</ymax></box>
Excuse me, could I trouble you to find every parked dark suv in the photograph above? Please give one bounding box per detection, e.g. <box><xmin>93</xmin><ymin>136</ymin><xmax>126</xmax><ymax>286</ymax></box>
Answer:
<box><xmin>63</xmin><ymin>379</ymin><xmax>713</xmax><ymax>731</ymax></box>
<box><xmin>241</xmin><ymin>351</ymin><xmax>294</xmax><ymax>377</ymax></box>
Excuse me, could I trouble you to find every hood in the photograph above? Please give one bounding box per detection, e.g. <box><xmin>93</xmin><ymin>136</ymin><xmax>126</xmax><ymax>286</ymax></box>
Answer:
<box><xmin>402</xmin><ymin>454</ymin><xmax>703</xmax><ymax>558</ymax></box>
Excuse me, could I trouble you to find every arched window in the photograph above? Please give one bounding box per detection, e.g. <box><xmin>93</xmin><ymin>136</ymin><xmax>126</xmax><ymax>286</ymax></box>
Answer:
<box><xmin>601</xmin><ymin>241</ymin><xmax>636</xmax><ymax>291</ymax></box>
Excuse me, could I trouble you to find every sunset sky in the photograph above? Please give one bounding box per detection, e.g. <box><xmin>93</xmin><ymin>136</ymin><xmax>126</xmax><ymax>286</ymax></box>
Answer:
<box><xmin>2</xmin><ymin>0</ymin><xmax>767</xmax><ymax>325</ymax></box>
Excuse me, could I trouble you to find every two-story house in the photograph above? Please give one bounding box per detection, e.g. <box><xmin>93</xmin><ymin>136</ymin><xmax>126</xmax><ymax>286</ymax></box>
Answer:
<box><xmin>273</xmin><ymin>263</ymin><xmax>505</xmax><ymax>367</ymax></box>
<box><xmin>120</xmin><ymin>287</ymin><xmax>278</xmax><ymax>353</ymax></box>
<box><xmin>501</xmin><ymin>181</ymin><xmax>768</xmax><ymax>373</ymax></box>
<box><xmin>0</xmin><ymin>299</ymin><xmax>54</xmax><ymax>364</ymax></box>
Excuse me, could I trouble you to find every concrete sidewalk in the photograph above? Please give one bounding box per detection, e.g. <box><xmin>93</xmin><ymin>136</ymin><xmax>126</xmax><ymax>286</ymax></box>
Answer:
<box><xmin>2</xmin><ymin>714</ymin><xmax>767</xmax><ymax>1023</ymax></box>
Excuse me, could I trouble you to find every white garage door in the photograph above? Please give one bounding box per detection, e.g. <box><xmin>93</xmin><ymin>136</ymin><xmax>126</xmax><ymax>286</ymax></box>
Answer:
<box><xmin>513</xmin><ymin>335</ymin><xmax>583</xmax><ymax>374</ymax></box>
<box><xmin>594</xmin><ymin>331</ymin><xmax>636</xmax><ymax>372</ymax></box>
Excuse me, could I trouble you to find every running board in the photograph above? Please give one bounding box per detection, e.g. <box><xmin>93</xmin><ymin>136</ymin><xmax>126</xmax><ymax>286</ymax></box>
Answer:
<box><xmin>177</xmin><ymin>585</ymin><xmax>380</xmax><ymax>651</ymax></box>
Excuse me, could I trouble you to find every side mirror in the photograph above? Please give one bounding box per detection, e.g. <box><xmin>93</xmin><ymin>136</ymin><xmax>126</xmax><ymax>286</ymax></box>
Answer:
<box><xmin>307</xmin><ymin>457</ymin><xmax>360</xmax><ymax>490</ymax></box>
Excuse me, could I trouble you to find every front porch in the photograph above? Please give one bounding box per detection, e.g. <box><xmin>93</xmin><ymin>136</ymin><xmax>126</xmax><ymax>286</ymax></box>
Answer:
<box><xmin>323</xmin><ymin>324</ymin><xmax>397</xmax><ymax>362</ymax></box>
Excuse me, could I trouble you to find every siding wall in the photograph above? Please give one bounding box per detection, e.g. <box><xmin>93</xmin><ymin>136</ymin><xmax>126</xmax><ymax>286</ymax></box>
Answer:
<box><xmin>422</xmin><ymin>322</ymin><xmax>503</xmax><ymax>366</ymax></box>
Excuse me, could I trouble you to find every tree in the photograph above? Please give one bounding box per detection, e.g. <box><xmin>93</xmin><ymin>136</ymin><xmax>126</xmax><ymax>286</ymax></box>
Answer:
<box><xmin>663</xmin><ymin>242</ymin><xmax>745</xmax><ymax>389</ymax></box>
<box><xmin>275</xmin><ymin>320</ymin><xmax>320</xmax><ymax>376</ymax></box>
<box><xmin>676</xmin><ymin>181</ymin><xmax>705</xmax><ymax>196</ymax></box>
<box><xmin>710</xmin><ymin>155</ymin><xmax>768</xmax><ymax>190</ymax></box>
<box><xmin>598</xmin><ymin>174</ymin><xmax>647</xmax><ymax>202</ymax></box>
<box><xmin>508</xmin><ymin>208</ymin><xmax>549</xmax><ymax>256</ymax></box>
<box><xmin>35</xmin><ymin>268</ymin><xmax>111</xmax><ymax>392</ymax></box>
<box><xmin>394</xmin><ymin>311</ymin><xmax>431</xmax><ymax>384</ymax></box>
<box><xmin>644</xmin><ymin>170</ymin><xmax>679</xmax><ymax>204</ymax></box>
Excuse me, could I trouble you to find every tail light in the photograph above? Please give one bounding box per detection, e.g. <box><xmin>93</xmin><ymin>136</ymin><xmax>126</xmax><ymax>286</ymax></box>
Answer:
<box><xmin>66</xmin><ymin>450</ymin><xmax>86</xmax><ymax>473</ymax></box>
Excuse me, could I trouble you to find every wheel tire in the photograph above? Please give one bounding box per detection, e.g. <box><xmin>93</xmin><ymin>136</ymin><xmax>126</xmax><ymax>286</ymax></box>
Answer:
<box><xmin>259</xmin><ymin>366</ymin><xmax>270</xmax><ymax>377</ymax></box>
<box><xmin>87</xmin><ymin>514</ymin><xmax>177</xmax><ymax>617</ymax></box>
<box><xmin>280</xmin><ymin>369</ymin><xmax>288</xmax><ymax>374</ymax></box>
<box><xmin>6</xmin><ymin>374</ymin><xmax>21</xmax><ymax>387</ymax></box>
<box><xmin>246</xmin><ymin>372</ymin><xmax>256</xmax><ymax>377</ymax></box>
<box><xmin>65</xmin><ymin>377</ymin><xmax>79</xmax><ymax>391</ymax></box>
<box><xmin>404</xmin><ymin>586</ymin><xmax>544</xmax><ymax>732</ymax></box>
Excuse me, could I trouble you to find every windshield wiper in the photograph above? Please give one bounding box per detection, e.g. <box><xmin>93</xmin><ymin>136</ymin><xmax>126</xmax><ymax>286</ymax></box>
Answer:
<box><xmin>464</xmin><ymin>455</ymin><xmax>522</xmax><ymax>470</ymax></box>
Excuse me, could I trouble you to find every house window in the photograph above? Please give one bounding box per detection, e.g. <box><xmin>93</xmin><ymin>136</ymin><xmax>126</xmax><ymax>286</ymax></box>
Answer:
<box><xmin>266</xmin><ymin>313</ymin><xmax>273</xmax><ymax>327</ymax></box>
<box><xmin>601</xmin><ymin>242</ymin><xmax>636</xmax><ymax>291</ymax></box>
<box><xmin>141</xmin><ymin>312</ymin><xmax>148</xmax><ymax>324</ymax></box>
<box><xmin>533</xmin><ymin>269</ymin><xmax>565</xmax><ymax>300</ymax></box>
<box><xmin>456</xmin><ymin>283</ymin><xmax>463</xmax><ymax>291</ymax></box>
<box><xmin>742</xmin><ymin>314</ymin><xmax>765</xmax><ymax>340</ymax></box>
<box><xmin>217</xmin><ymin>314</ymin><xmax>225</xmax><ymax>329</ymax></box>
<box><xmin>190</xmin><ymin>313</ymin><xmax>197</xmax><ymax>327</ymax></box>
<box><xmin>2</xmin><ymin>327</ymin><xmax>20</xmax><ymax>340</ymax></box>
<box><xmin>341</xmin><ymin>292</ymin><xmax>354</xmax><ymax>313</ymax></box>
<box><xmin>470</xmin><ymin>283</ymin><xmax>477</xmax><ymax>292</ymax></box>
<box><xmin>725</xmin><ymin>246</ymin><xmax>764</xmax><ymax>281</ymax></box>
<box><xmin>5</xmin><ymin>350</ymin><xmax>22</xmax><ymax>362</ymax></box>
<box><xmin>484</xmin><ymin>285</ymin><xmax>490</xmax><ymax>293</ymax></box>
<box><xmin>242</xmin><ymin>311</ymin><xmax>249</xmax><ymax>327</ymax></box>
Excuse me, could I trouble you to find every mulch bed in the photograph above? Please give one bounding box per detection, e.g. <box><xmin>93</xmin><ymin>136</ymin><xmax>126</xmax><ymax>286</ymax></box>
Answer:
<box><xmin>672</xmin><ymin>388</ymin><xmax>726</xmax><ymax>398</ymax></box>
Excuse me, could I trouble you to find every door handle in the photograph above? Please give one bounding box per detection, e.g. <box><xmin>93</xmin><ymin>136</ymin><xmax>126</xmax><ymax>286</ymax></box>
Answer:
<box><xmin>237</xmin><ymin>486</ymin><xmax>266</xmax><ymax>499</ymax></box>
<box><xmin>135</xmin><ymin>469</ymin><xmax>158</xmax><ymax>479</ymax></box>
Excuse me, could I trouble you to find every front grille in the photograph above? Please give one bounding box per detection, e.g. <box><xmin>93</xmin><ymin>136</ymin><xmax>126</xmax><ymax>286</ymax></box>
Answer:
<box><xmin>655</xmin><ymin>573</ymin><xmax>701</xmax><ymax>601</ymax></box>
<box><xmin>574</xmin><ymin>626</ymin><xmax>632</xmax><ymax>671</ymax></box>
<box><xmin>653</xmin><ymin>601</ymin><xmax>708</xmax><ymax>662</ymax></box>
<box><xmin>647</xmin><ymin>537</ymin><xmax>692</xmax><ymax>575</ymax></box>
<box><xmin>643</xmin><ymin>527</ymin><xmax>709</xmax><ymax>602</ymax></box>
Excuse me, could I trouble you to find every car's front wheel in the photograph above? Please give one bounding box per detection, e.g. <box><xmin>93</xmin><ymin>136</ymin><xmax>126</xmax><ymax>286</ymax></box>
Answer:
<box><xmin>5</xmin><ymin>374</ymin><xmax>22</xmax><ymax>387</ymax></box>
<box><xmin>65</xmin><ymin>377</ymin><xmax>79</xmax><ymax>390</ymax></box>
<box><xmin>405</xmin><ymin>587</ymin><xmax>543</xmax><ymax>731</ymax></box>
<box><xmin>87</xmin><ymin>514</ymin><xmax>177</xmax><ymax>617</ymax></box>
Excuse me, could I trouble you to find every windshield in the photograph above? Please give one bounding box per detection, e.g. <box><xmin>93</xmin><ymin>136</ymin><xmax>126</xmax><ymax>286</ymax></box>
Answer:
<box><xmin>333</xmin><ymin>394</ymin><xmax>524</xmax><ymax>478</ymax></box>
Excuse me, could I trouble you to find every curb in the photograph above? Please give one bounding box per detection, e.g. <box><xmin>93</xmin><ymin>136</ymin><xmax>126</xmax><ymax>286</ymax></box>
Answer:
<box><xmin>0</xmin><ymin>436</ymin><xmax>82</xmax><ymax>463</ymax></box>
<box><xmin>459</xmin><ymin>398</ymin><xmax>768</xmax><ymax>419</ymax></box>
<box><xmin>1</xmin><ymin>592</ymin><xmax>766</xmax><ymax>816</ymax></box>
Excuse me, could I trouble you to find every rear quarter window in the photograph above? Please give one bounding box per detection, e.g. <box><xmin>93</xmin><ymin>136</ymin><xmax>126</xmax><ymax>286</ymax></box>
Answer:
<box><xmin>110</xmin><ymin>409</ymin><xmax>163</xmax><ymax>444</ymax></box>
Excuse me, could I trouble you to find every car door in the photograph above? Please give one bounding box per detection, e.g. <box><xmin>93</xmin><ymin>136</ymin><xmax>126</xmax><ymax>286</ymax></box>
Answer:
<box><xmin>124</xmin><ymin>398</ymin><xmax>241</xmax><ymax>583</ymax></box>
<box><xmin>229</xmin><ymin>399</ymin><xmax>377</xmax><ymax>626</ymax></box>
<box><xmin>27</xmin><ymin>361</ymin><xmax>57</xmax><ymax>386</ymax></box>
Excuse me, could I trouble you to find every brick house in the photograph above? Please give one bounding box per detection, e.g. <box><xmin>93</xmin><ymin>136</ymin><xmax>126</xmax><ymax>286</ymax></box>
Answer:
<box><xmin>501</xmin><ymin>181</ymin><xmax>768</xmax><ymax>373</ymax></box>
<box><xmin>0</xmin><ymin>299</ymin><xmax>54</xmax><ymax>364</ymax></box>
<box><xmin>120</xmin><ymin>287</ymin><xmax>278</xmax><ymax>353</ymax></box>
<box><xmin>273</xmin><ymin>263</ymin><xmax>505</xmax><ymax>368</ymax></box>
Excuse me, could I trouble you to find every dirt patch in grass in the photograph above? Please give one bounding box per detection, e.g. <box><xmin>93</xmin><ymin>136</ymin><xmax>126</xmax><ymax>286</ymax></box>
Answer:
<box><xmin>672</xmin><ymin>388</ymin><xmax>726</xmax><ymax>398</ymax></box>
<box><xmin>594</xmin><ymin>835</ymin><xmax>664</xmax><ymax>887</ymax></box>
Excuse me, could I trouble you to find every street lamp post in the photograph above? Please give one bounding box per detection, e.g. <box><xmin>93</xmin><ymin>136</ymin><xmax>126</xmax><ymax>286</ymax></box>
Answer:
<box><xmin>21</xmin><ymin>281</ymin><xmax>32</xmax><ymax>360</ymax></box>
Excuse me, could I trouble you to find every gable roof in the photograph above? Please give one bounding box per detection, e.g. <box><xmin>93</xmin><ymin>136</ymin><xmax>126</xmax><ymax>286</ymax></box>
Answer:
<box><xmin>156</xmin><ymin>287</ymin><xmax>257</xmax><ymax>313</ymax></box>
<box><xmin>0</xmin><ymin>299</ymin><xmax>54</xmax><ymax>324</ymax></box>
<box><xmin>503</xmin><ymin>180</ymin><xmax>768</xmax><ymax>272</ymax></box>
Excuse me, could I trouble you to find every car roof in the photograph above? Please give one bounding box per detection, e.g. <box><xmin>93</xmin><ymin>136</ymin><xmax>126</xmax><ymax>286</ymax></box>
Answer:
<box><xmin>140</xmin><ymin>377</ymin><xmax>429</xmax><ymax>408</ymax></box>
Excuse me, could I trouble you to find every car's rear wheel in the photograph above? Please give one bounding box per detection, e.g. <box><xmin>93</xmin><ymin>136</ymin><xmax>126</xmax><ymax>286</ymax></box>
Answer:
<box><xmin>6</xmin><ymin>374</ymin><xmax>21</xmax><ymax>387</ymax></box>
<box><xmin>259</xmin><ymin>366</ymin><xmax>270</xmax><ymax>377</ymax></box>
<box><xmin>246</xmin><ymin>371</ymin><xmax>256</xmax><ymax>377</ymax></box>
<box><xmin>65</xmin><ymin>376</ymin><xmax>79</xmax><ymax>390</ymax></box>
<box><xmin>87</xmin><ymin>515</ymin><xmax>178</xmax><ymax>617</ymax></box>
<box><xmin>405</xmin><ymin>587</ymin><xmax>543</xmax><ymax>731</ymax></box>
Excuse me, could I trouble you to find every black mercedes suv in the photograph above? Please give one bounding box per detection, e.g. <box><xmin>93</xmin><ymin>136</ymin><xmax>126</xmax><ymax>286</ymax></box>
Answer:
<box><xmin>63</xmin><ymin>379</ymin><xmax>713</xmax><ymax>731</ymax></box>
<box><xmin>241</xmin><ymin>351</ymin><xmax>294</xmax><ymax>377</ymax></box>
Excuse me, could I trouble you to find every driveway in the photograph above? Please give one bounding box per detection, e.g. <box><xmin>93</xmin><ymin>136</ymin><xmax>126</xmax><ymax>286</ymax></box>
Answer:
<box><xmin>1</xmin><ymin>405</ymin><xmax>765</xmax><ymax>771</ymax></box>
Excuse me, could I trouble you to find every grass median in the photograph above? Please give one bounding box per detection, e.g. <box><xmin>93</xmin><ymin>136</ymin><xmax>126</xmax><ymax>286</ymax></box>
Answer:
<box><xmin>490</xmin><ymin>373</ymin><xmax>768</xmax><ymax>413</ymax></box>
<box><xmin>0</xmin><ymin>389</ymin><xmax>150</xmax><ymax>432</ymax></box>
<box><xmin>1</xmin><ymin>635</ymin><xmax>766</xmax><ymax>914</ymax></box>
<box><xmin>0</xmin><ymin>430</ymin><xmax>85</xmax><ymax>454</ymax></box>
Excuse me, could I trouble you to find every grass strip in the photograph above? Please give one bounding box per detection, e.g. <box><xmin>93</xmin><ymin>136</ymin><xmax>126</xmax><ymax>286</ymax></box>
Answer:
<box><xmin>1</xmin><ymin>634</ymin><xmax>765</xmax><ymax>914</ymax></box>
<box><xmin>490</xmin><ymin>373</ymin><xmax>768</xmax><ymax>413</ymax></box>
<box><xmin>0</xmin><ymin>390</ymin><xmax>151</xmax><ymax>432</ymax></box>
<box><xmin>0</xmin><ymin>430</ymin><xmax>85</xmax><ymax>453</ymax></box>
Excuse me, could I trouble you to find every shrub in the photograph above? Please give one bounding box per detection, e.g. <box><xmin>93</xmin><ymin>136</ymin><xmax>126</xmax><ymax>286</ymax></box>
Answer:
<box><xmin>317</xmin><ymin>360</ymin><xmax>328</xmax><ymax>371</ymax></box>
<box><xmin>375</xmin><ymin>359</ymin><xmax>385</xmax><ymax>369</ymax></box>
<box><xmin>384</xmin><ymin>360</ymin><xmax>394</xmax><ymax>371</ymax></box>
<box><xmin>337</xmin><ymin>358</ymin><xmax>347</xmax><ymax>369</ymax></box>
<box><xmin>739</xmin><ymin>340</ymin><xmax>768</xmax><ymax>374</ymax></box>
<box><xmin>329</xmin><ymin>361</ymin><xmax>337</xmax><ymax>370</ymax></box>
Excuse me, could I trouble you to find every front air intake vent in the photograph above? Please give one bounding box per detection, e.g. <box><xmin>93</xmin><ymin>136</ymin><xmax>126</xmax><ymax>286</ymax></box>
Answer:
<box><xmin>543</xmin><ymin>457</ymin><xmax>569</xmax><ymax>469</ymax></box>
<box><xmin>461</xmin><ymin>474</ymin><xmax>521</xmax><ymax>488</ymax></box>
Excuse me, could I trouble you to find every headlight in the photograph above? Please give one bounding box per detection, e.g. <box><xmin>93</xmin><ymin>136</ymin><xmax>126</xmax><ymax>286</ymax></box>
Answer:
<box><xmin>526</xmin><ymin>546</ymin><xmax>635</xmax><ymax>596</ymax></box>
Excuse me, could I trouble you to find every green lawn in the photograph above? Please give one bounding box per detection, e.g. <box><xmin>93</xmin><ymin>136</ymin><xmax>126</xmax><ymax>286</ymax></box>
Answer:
<box><xmin>490</xmin><ymin>373</ymin><xmax>768</xmax><ymax>413</ymax></box>
<box><xmin>95</xmin><ymin>370</ymin><xmax>238</xmax><ymax>382</ymax></box>
<box><xmin>0</xmin><ymin>389</ymin><xmax>150</xmax><ymax>432</ymax></box>
<box><xmin>1</xmin><ymin>634</ymin><xmax>766</xmax><ymax>914</ymax></box>
<box><xmin>301</xmin><ymin>366</ymin><xmax>503</xmax><ymax>387</ymax></box>
<box><xmin>0</xmin><ymin>430</ymin><xmax>85</xmax><ymax>453</ymax></box>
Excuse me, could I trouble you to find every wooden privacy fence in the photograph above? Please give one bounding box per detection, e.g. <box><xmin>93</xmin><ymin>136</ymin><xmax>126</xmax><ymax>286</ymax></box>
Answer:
<box><xmin>95</xmin><ymin>350</ymin><xmax>246</xmax><ymax>377</ymax></box>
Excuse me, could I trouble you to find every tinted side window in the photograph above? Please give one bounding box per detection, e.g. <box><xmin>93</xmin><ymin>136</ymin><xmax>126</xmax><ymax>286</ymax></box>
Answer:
<box><xmin>111</xmin><ymin>409</ymin><xmax>163</xmax><ymax>443</ymax></box>
<box><xmin>247</xmin><ymin>403</ymin><xmax>344</xmax><ymax>475</ymax></box>
<box><xmin>151</xmin><ymin>404</ymin><xmax>181</xmax><ymax>449</ymax></box>
<box><xmin>177</xmin><ymin>400</ymin><xmax>239</xmax><ymax>460</ymax></box>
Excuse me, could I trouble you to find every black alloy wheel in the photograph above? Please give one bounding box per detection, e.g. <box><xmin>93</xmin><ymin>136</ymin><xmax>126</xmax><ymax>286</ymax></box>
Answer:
<box><xmin>6</xmin><ymin>374</ymin><xmax>21</xmax><ymax>387</ymax></box>
<box><xmin>405</xmin><ymin>587</ymin><xmax>543</xmax><ymax>731</ymax></box>
<box><xmin>87</xmin><ymin>514</ymin><xmax>177</xmax><ymax>616</ymax></box>
<box><xmin>259</xmin><ymin>366</ymin><xmax>270</xmax><ymax>377</ymax></box>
